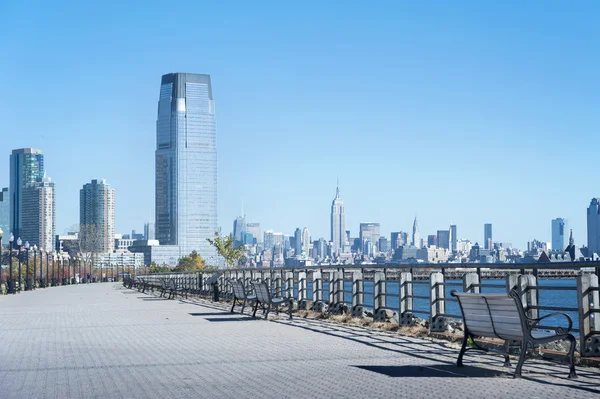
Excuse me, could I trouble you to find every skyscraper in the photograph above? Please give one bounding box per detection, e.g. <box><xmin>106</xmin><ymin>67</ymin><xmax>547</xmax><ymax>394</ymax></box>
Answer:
<box><xmin>302</xmin><ymin>227</ymin><xmax>310</xmax><ymax>255</ymax></box>
<box><xmin>233</xmin><ymin>215</ymin><xmax>246</xmax><ymax>242</ymax></box>
<box><xmin>360</xmin><ymin>223</ymin><xmax>380</xmax><ymax>252</ymax></box>
<box><xmin>484</xmin><ymin>223</ymin><xmax>493</xmax><ymax>250</ymax></box>
<box><xmin>155</xmin><ymin>73</ymin><xmax>218</xmax><ymax>259</ymax></box>
<box><xmin>80</xmin><ymin>179</ymin><xmax>115</xmax><ymax>253</ymax></box>
<box><xmin>450</xmin><ymin>224</ymin><xmax>457</xmax><ymax>252</ymax></box>
<box><xmin>437</xmin><ymin>230</ymin><xmax>450</xmax><ymax>249</ymax></box>
<box><xmin>144</xmin><ymin>222</ymin><xmax>155</xmax><ymax>240</ymax></box>
<box><xmin>330</xmin><ymin>183</ymin><xmax>346</xmax><ymax>254</ymax></box>
<box><xmin>0</xmin><ymin>187</ymin><xmax>8</xmax><ymax>246</ymax></box>
<box><xmin>246</xmin><ymin>223</ymin><xmax>261</xmax><ymax>244</ymax></box>
<box><xmin>9</xmin><ymin>148</ymin><xmax>44</xmax><ymax>242</ymax></box>
<box><xmin>412</xmin><ymin>216</ymin><xmax>420</xmax><ymax>248</ymax></box>
<box><xmin>294</xmin><ymin>228</ymin><xmax>302</xmax><ymax>255</ymax></box>
<box><xmin>22</xmin><ymin>174</ymin><xmax>55</xmax><ymax>251</ymax></box>
<box><xmin>551</xmin><ymin>218</ymin><xmax>567</xmax><ymax>252</ymax></box>
<box><xmin>587</xmin><ymin>198</ymin><xmax>600</xmax><ymax>256</ymax></box>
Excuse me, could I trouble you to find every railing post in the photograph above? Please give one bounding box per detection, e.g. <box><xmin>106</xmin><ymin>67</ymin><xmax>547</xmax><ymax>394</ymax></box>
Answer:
<box><xmin>518</xmin><ymin>274</ymin><xmax>538</xmax><ymax>319</ymax></box>
<box><xmin>352</xmin><ymin>271</ymin><xmax>364</xmax><ymax>317</ymax></box>
<box><xmin>430</xmin><ymin>272</ymin><xmax>446</xmax><ymax>332</ymax></box>
<box><xmin>274</xmin><ymin>273</ymin><xmax>282</xmax><ymax>297</ymax></box>
<box><xmin>505</xmin><ymin>272</ymin><xmax>519</xmax><ymax>294</ymax></box>
<box><xmin>329</xmin><ymin>271</ymin><xmax>337</xmax><ymax>306</ymax></box>
<box><xmin>374</xmin><ymin>271</ymin><xmax>386</xmax><ymax>312</ymax></box>
<box><xmin>312</xmin><ymin>271</ymin><xmax>322</xmax><ymax>303</ymax></box>
<box><xmin>298</xmin><ymin>271</ymin><xmax>307</xmax><ymax>308</ymax></box>
<box><xmin>463</xmin><ymin>272</ymin><xmax>480</xmax><ymax>293</ymax></box>
<box><xmin>577</xmin><ymin>273</ymin><xmax>600</xmax><ymax>357</ymax></box>
<box><xmin>399</xmin><ymin>271</ymin><xmax>414</xmax><ymax>325</ymax></box>
<box><xmin>285</xmin><ymin>271</ymin><xmax>294</xmax><ymax>299</ymax></box>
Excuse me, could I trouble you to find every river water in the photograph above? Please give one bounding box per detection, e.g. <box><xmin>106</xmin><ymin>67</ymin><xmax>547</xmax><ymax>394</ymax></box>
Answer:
<box><xmin>308</xmin><ymin>278</ymin><xmax>580</xmax><ymax>330</ymax></box>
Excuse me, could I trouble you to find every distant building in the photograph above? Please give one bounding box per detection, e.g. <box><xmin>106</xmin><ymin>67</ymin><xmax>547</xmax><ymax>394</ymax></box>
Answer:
<box><xmin>412</xmin><ymin>216</ymin><xmax>420</xmax><ymax>248</ymax></box>
<box><xmin>437</xmin><ymin>230</ymin><xmax>450</xmax><ymax>250</ymax></box>
<box><xmin>393</xmin><ymin>245</ymin><xmax>419</xmax><ymax>260</ymax></box>
<box><xmin>427</xmin><ymin>234</ymin><xmax>437</xmax><ymax>246</ymax></box>
<box><xmin>294</xmin><ymin>228</ymin><xmax>302</xmax><ymax>255</ymax></box>
<box><xmin>22</xmin><ymin>174</ymin><xmax>55</xmax><ymax>252</ymax></box>
<box><xmin>417</xmin><ymin>245</ymin><xmax>449</xmax><ymax>263</ymax></box>
<box><xmin>0</xmin><ymin>187</ymin><xmax>8</xmax><ymax>246</ymax></box>
<box><xmin>264</xmin><ymin>230</ymin><xmax>275</xmax><ymax>250</ymax></box>
<box><xmin>301</xmin><ymin>227</ymin><xmax>310</xmax><ymax>255</ymax></box>
<box><xmin>551</xmin><ymin>218</ymin><xmax>567</xmax><ymax>252</ymax></box>
<box><xmin>55</xmin><ymin>233</ymin><xmax>78</xmax><ymax>254</ymax></box>
<box><xmin>233</xmin><ymin>216</ymin><xmax>246</xmax><ymax>242</ymax></box>
<box><xmin>378</xmin><ymin>236</ymin><xmax>389</xmax><ymax>253</ymax></box>
<box><xmin>246</xmin><ymin>223</ymin><xmax>261</xmax><ymax>243</ymax></box>
<box><xmin>587</xmin><ymin>198</ymin><xmax>600</xmax><ymax>256</ymax></box>
<box><xmin>360</xmin><ymin>223</ymin><xmax>380</xmax><ymax>252</ymax></box>
<box><xmin>80</xmin><ymin>179</ymin><xmax>115</xmax><ymax>253</ymax></box>
<box><xmin>330</xmin><ymin>183</ymin><xmax>346</xmax><ymax>254</ymax></box>
<box><xmin>450</xmin><ymin>224</ymin><xmax>457</xmax><ymax>252</ymax></box>
<box><xmin>484</xmin><ymin>223</ymin><xmax>493</xmax><ymax>250</ymax></box>
<box><xmin>115</xmin><ymin>237</ymin><xmax>136</xmax><ymax>252</ymax></box>
<box><xmin>9</xmin><ymin>148</ymin><xmax>45</xmax><ymax>245</ymax></box>
<box><xmin>144</xmin><ymin>222</ymin><xmax>155</xmax><ymax>240</ymax></box>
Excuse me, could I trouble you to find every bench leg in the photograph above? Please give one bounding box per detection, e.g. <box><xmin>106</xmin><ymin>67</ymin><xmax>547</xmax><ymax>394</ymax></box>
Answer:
<box><xmin>457</xmin><ymin>332</ymin><xmax>468</xmax><ymax>367</ymax></box>
<box><xmin>231</xmin><ymin>298</ymin><xmax>237</xmax><ymax>313</ymax></box>
<box><xmin>503</xmin><ymin>340</ymin><xmax>512</xmax><ymax>367</ymax></box>
<box><xmin>252</xmin><ymin>301</ymin><xmax>259</xmax><ymax>318</ymax></box>
<box><xmin>566</xmin><ymin>335</ymin><xmax>577</xmax><ymax>379</ymax></box>
<box><xmin>264</xmin><ymin>303</ymin><xmax>271</xmax><ymax>319</ymax></box>
<box><xmin>514</xmin><ymin>341</ymin><xmax>528</xmax><ymax>378</ymax></box>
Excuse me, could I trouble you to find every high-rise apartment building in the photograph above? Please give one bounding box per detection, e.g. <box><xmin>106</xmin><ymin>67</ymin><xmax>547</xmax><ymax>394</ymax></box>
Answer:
<box><xmin>330</xmin><ymin>184</ymin><xmax>346</xmax><ymax>254</ymax></box>
<box><xmin>484</xmin><ymin>223</ymin><xmax>493</xmax><ymax>250</ymax></box>
<box><xmin>0</xmin><ymin>187</ymin><xmax>8</xmax><ymax>246</ymax></box>
<box><xmin>80</xmin><ymin>179</ymin><xmax>115</xmax><ymax>253</ymax></box>
<box><xmin>294</xmin><ymin>228</ymin><xmax>302</xmax><ymax>255</ymax></box>
<box><xmin>21</xmin><ymin>174</ymin><xmax>55</xmax><ymax>251</ymax></box>
<box><xmin>302</xmin><ymin>227</ymin><xmax>310</xmax><ymax>255</ymax></box>
<box><xmin>155</xmin><ymin>73</ymin><xmax>217</xmax><ymax>259</ymax></box>
<box><xmin>551</xmin><ymin>218</ymin><xmax>567</xmax><ymax>252</ymax></box>
<box><xmin>412</xmin><ymin>216</ymin><xmax>420</xmax><ymax>248</ymax></box>
<box><xmin>587</xmin><ymin>198</ymin><xmax>600</xmax><ymax>256</ymax></box>
<box><xmin>9</xmin><ymin>148</ymin><xmax>44</xmax><ymax>242</ymax></box>
<box><xmin>450</xmin><ymin>224</ymin><xmax>457</xmax><ymax>252</ymax></box>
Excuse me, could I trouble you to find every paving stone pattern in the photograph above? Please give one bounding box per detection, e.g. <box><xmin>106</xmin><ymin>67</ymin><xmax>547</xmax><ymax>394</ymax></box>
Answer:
<box><xmin>1</xmin><ymin>284</ymin><xmax>599</xmax><ymax>398</ymax></box>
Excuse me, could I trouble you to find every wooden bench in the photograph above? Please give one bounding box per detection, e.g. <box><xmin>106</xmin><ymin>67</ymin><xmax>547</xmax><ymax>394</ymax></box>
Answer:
<box><xmin>166</xmin><ymin>279</ymin><xmax>188</xmax><ymax>299</ymax></box>
<box><xmin>251</xmin><ymin>280</ymin><xmax>292</xmax><ymax>319</ymax></box>
<box><xmin>228</xmin><ymin>279</ymin><xmax>257</xmax><ymax>314</ymax></box>
<box><xmin>451</xmin><ymin>289</ymin><xmax>576</xmax><ymax>378</ymax></box>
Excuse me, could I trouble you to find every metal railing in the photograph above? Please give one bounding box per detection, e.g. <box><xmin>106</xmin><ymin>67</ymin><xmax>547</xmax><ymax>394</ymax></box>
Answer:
<box><xmin>136</xmin><ymin>262</ymin><xmax>600</xmax><ymax>357</ymax></box>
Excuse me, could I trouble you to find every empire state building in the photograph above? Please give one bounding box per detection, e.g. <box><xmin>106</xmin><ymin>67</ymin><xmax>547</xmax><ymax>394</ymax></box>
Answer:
<box><xmin>330</xmin><ymin>184</ymin><xmax>346</xmax><ymax>254</ymax></box>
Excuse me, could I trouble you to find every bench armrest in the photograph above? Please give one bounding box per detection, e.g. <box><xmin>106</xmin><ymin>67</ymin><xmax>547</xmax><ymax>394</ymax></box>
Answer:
<box><xmin>528</xmin><ymin>312</ymin><xmax>573</xmax><ymax>333</ymax></box>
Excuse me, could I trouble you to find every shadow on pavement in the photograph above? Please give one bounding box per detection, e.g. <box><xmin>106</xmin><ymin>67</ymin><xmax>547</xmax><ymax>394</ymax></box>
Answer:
<box><xmin>354</xmin><ymin>364</ymin><xmax>507</xmax><ymax>378</ymax></box>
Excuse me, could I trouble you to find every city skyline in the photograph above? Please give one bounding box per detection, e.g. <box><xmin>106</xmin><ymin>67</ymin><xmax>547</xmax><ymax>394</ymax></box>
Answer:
<box><xmin>1</xmin><ymin>2</ymin><xmax>599</xmax><ymax>249</ymax></box>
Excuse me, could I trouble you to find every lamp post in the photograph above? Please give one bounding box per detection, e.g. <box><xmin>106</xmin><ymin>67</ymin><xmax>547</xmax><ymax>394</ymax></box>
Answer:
<box><xmin>51</xmin><ymin>251</ymin><xmax>56</xmax><ymax>286</ymax></box>
<box><xmin>45</xmin><ymin>249</ymin><xmax>49</xmax><ymax>287</ymax></box>
<box><xmin>61</xmin><ymin>254</ymin><xmax>66</xmax><ymax>285</ymax></box>
<box><xmin>17</xmin><ymin>237</ymin><xmax>22</xmax><ymax>292</ymax></box>
<box><xmin>32</xmin><ymin>245</ymin><xmax>37</xmax><ymax>290</ymax></box>
<box><xmin>8</xmin><ymin>233</ymin><xmax>14</xmax><ymax>294</ymax></box>
<box><xmin>24</xmin><ymin>241</ymin><xmax>31</xmax><ymax>291</ymax></box>
<box><xmin>78</xmin><ymin>256</ymin><xmax>81</xmax><ymax>283</ymax></box>
<box><xmin>39</xmin><ymin>248</ymin><xmax>44</xmax><ymax>288</ymax></box>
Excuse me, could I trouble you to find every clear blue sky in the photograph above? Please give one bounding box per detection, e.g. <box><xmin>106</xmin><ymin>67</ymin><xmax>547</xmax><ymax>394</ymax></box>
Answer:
<box><xmin>1</xmin><ymin>1</ymin><xmax>599</xmax><ymax>249</ymax></box>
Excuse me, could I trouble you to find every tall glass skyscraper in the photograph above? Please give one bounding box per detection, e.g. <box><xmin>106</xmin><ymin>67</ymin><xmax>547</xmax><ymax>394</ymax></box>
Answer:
<box><xmin>155</xmin><ymin>73</ymin><xmax>218</xmax><ymax>260</ymax></box>
<box><xmin>10</xmin><ymin>148</ymin><xmax>45</xmax><ymax>242</ymax></box>
<box><xmin>330</xmin><ymin>184</ymin><xmax>346</xmax><ymax>254</ymax></box>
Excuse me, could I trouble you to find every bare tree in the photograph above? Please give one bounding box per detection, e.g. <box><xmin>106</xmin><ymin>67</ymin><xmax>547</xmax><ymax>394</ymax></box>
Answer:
<box><xmin>75</xmin><ymin>224</ymin><xmax>105</xmax><ymax>278</ymax></box>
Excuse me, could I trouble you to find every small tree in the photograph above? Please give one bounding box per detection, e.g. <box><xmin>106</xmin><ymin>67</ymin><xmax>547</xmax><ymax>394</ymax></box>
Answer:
<box><xmin>206</xmin><ymin>232</ymin><xmax>245</xmax><ymax>268</ymax></box>
<box><xmin>148</xmin><ymin>261</ymin><xmax>170</xmax><ymax>274</ymax></box>
<box><xmin>174</xmin><ymin>250</ymin><xmax>206</xmax><ymax>272</ymax></box>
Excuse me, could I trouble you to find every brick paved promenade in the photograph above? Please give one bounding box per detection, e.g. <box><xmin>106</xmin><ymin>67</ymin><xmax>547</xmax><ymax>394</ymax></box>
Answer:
<box><xmin>1</xmin><ymin>283</ymin><xmax>599</xmax><ymax>398</ymax></box>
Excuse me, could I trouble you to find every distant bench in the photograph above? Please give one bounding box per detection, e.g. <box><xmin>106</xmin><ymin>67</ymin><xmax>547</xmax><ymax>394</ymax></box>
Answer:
<box><xmin>451</xmin><ymin>289</ymin><xmax>577</xmax><ymax>379</ymax></box>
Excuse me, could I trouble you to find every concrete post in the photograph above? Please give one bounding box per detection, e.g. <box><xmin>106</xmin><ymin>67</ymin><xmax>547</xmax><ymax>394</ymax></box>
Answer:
<box><xmin>505</xmin><ymin>272</ymin><xmax>519</xmax><ymax>294</ymax></box>
<box><xmin>374</xmin><ymin>271</ymin><xmax>386</xmax><ymax>311</ymax></box>
<box><xmin>463</xmin><ymin>272</ymin><xmax>480</xmax><ymax>293</ymax></box>
<box><xmin>352</xmin><ymin>271</ymin><xmax>364</xmax><ymax>309</ymax></box>
<box><xmin>400</xmin><ymin>272</ymin><xmax>413</xmax><ymax>314</ymax></box>
<box><xmin>518</xmin><ymin>274</ymin><xmax>538</xmax><ymax>319</ymax></box>
<box><xmin>430</xmin><ymin>272</ymin><xmax>445</xmax><ymax>322</ymax></box>
<box><xmin>285</xmin><ymin>271</ymin><xmax>294</xmax><ymax>299</ymax></box>
<box><xmin>274</xmin><ymin>273</ymin><xmax>282</xmax><ymax>297</ymax></box>
<box><xmin>577</xmin><ymin>274</ymin><xmax>600</xmax><ymax>357</ymax></box>
<box><xmin>312</xmin><ymin>271</ymin><xmax>322</xmax><ymax>303</ymax></box>
<box><xmin>329</xmin><ymin>271</ymin><xmax>336</xmax><ymax>306</ymax></box>
<box><xmin>298</xmin><ymin>272</ymin><xmax>307</xmax><ymax>301</ymax></box>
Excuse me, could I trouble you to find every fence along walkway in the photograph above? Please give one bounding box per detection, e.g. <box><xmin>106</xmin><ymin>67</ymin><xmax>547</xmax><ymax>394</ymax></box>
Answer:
<box><xmin>139</xmin><ymin>262</ymin><xmax>600</xmax><ymax>358</ymax></box>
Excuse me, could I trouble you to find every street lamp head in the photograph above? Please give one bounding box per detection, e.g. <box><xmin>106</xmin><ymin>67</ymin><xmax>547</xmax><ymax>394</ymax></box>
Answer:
<box><xmin>17</xmin><ymin>237</ymin><xmax>22</xmax><ymax>247</ymax></box>
<box><xmin>9</xmin><ymin>233</ymin><xmax>14</xmax><ymax>243</ymax></box>
<box><xmin>33</xmin><ymin>244</ymin><xmax>37</xmax><ymax>251</ymax></box>
<box><xmin>24</xmin><ymin>241</ymin><xmax>30</xmax><ymax>250</ymax></box>
<box><xmin>0</xmin><ymin>227</ymin><xmax>3</xmax><ymax>239</ymax></box>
